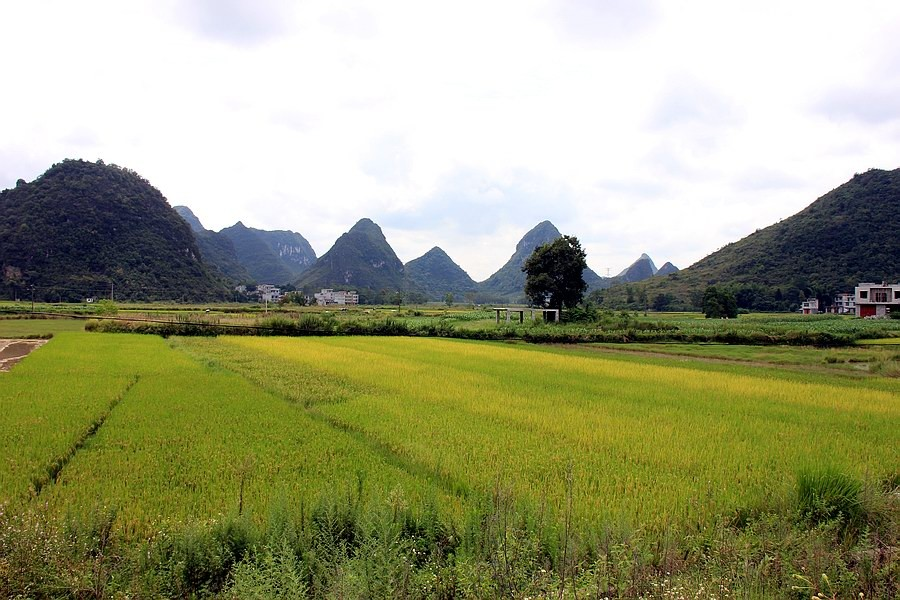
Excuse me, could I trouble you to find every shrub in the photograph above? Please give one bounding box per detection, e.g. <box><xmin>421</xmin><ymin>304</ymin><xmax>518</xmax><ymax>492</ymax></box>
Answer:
<box><xmin>796</xmin><ymin>467</ymin><xmax>864</xmax><ymax>532</ymax></box>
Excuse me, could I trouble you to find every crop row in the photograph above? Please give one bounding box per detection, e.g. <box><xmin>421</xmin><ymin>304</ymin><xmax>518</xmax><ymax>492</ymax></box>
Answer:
<box><xmin>25</xmin><ymin>336</ymin><xmax>455</xmax><ymax>538</ymax></box>
<box><xmin>0</xmin><ymin>333</ymin><xmax>141</xmax><ymax>502</ymax></box>
<box><xmin>178</xmin><ymin>336</ymin><xmax>900</xmax><ymax>533</ymax></box>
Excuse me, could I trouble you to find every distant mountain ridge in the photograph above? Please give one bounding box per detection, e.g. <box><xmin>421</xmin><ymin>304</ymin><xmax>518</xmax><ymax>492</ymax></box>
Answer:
<box><xmin>1</xmin><ymin>158</ymin><xmax>685</xmax><ymax>304</ymax></box>
<box><xmin>478</xmin><ymin>221</ymin><xmax>614</xmax><ymax>302</ymax></box>
<box><xmin>174</xmin><ymin>206</ymin><xmax>316</xmax><ymax>285</ymax></box>
<box><xmin>0</xmin><ymin>160</ymin><xmax>225</xmax><ymax>301</ymax></box>
<box><xmin>404</xmin><ymin>247</ymin><xmax>478</xmax><ymax>301</ymax></box>
<box><xmin>295</xmin><ymin>218</ymin><xmax>406</xmax><ymax>301</ymax></box>
<box><xmin>601</xmin><ymin>168</ymin><xmax>900</xmax><ymax>311</ymax></box>
<box><xmin>174</xmin><ymin>206</ymin><xmax>252</xmax><ymax>283</ymax></box>
<box><xmin>656</xmin><ymin>262</ymin><xmax>679</xmax><ymax>277</ymax></box>
<box><xmin>617</xmin><ymin>253</ymin><xmax>658</xmax><ymax>283</ymax></box>
<box><xmin>220</xmin><ymin>222</ymin><xmax>316</xmax><ymax>285</ymax></box>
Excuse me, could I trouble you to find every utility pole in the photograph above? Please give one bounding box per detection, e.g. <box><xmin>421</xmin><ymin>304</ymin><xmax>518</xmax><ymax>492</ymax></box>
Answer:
<box><xmin>30</xmin><ymin>285</ymin><xmax>35</xmax><ymax>313</ymax></box>
<box><xmin>110</xmin><ymin>282</ymin><xmax>114</xmax><ymax>302</ymax></box>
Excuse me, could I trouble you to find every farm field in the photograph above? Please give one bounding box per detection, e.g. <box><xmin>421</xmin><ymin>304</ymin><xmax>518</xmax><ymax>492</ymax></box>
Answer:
<box><xmin>585</xmin><ymin>341</ymin><xmax>900</xmax><ymax>378</ymax></box>
<box><xmin>175</xmin><ymin>336</ymin><xmax>898</xmax><ymax>529</ymax></box>
<box><xmin>0</xmin><ymin>317</ymin><xmax>85</xmax><ymax>337</ymax></box>
<box><xmin>1</xmin><ymin>330</ymin><xmax>898</xmax><ymax>597</ymax></box>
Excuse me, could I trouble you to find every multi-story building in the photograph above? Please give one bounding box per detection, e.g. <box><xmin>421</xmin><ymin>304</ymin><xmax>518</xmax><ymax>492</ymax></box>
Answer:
<box><xmin>314</xmin><ymin>288</ymin><xmax>360</xmax><ymax>306</ymax></box>
<box><xmin>800</xmin><ymin>298</ymin><xmax>819</xmax><ymax>315</ymax></box>
<box><xmin>832</xmin><ymin>293</ymin><xmax>855</xmax><ymax>315</ymax></box>
<box><xmin>854</xmin><ymin>282</ymin><xmax>900</xmax><ymax>318</ymax></box>
<box><xmin>257</xmin><ymin>284</ymin><xmax>283</xmax><ymax>303</ymax></box>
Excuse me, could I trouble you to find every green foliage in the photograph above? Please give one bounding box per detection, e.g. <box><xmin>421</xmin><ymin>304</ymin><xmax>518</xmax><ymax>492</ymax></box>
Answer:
<box><xmin>599</xmin><ymin>168</ymin><xmax>900</xmax><ymax>309</ymax></box>
<box><xmin>94</xmin><ymin>299</ymin><xmax>118</xmax><ymax>315</ymax></box>
<box><xmin>796</xmin><ymin>467</ymin><xmax>865</xmax><ymax>531</ymax></box>
<box><xmin>296</xmin><ymin>219</ymin><xmax>408</xmax><ymax>300</ymax></box>
<box><xmin>219</xmin><ymin>222</ymin><xmax>315</xmax><ymax>285</ymax></box>
<box><xmin>0</xmin><ymin>159</ymin><xmax>227</xmax><ymax>301</ymax></box>
<box><xmin>481</xmin><ymin>220</ymin><xmax>562</xmax><ymax>302</ymax></box>
<box><xmin>0</xmin><ymin>333</ymin><xmax>898</xmax><ymax>597</ymax></box>
<box><xmin>404</xmin><ymin>247</ymin><xmax>478</xmax><ymax>302</ymax></box>
<box><xmin>522</xmin><ymin>235</ymin><xmax>588</xmax><ymax>310</ymax></box>
<box><xmin>703</xmin><ymin>286</ymin><xmax>738</xmax><ymax>318</ymax></box>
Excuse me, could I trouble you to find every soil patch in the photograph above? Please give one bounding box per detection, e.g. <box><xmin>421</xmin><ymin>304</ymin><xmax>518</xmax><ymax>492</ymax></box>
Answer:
<box><xmin>0</xmin><ymin>339</ymin><xmax>47</xmax><ymax>372</ymax></box>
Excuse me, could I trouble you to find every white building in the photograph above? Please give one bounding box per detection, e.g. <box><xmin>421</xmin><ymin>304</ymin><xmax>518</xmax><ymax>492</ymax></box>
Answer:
<box><xmin>832</xmin><ymin>293</ymin><xmax>855</xmax><ymax>315</ymax></box>
<box><xmin>800</xmin><ymin>298</ymin><xmax>819</xmax><ymax>315</ymax></box>
<box><xmin>257</xmin><ymin>284</ymin><xmax>283</xmax><ymax>303</ymax></box>
<box><xmin>855</xmin><ymin>282</ymin><xmax>900</xmax><ymax>318</ymax></box>
<box><xmin>314</xmin><ymin>288</ymin><xmax>359</xmax><ymax>306</ymax></box>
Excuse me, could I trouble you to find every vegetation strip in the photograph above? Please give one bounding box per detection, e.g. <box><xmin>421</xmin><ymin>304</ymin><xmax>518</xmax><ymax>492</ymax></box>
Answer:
<box><xmin>172</xmin><ymin>337</ymin><xmax>474</xmax><ymax>501</ymax></box>
<box><xmin>31</xmin><ymin>374</ymin><xmax>139</xmax><ymax>498</ymax></box>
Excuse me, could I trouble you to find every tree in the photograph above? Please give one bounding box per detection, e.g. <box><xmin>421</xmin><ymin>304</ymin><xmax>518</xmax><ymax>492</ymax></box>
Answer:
<box><xmin>444</xmin><ymin>292</ymin><xmax>454</xmax><ymax>307</ymax></box>
<box><xmin>702</xmin><ymin>286</ymin><xmax>738</xmax><ymax>318</ymax></box>
<box><xmin>522</xmin><ymin>235</ymin><xmax>587</xmax><ymax>310</ymax></box>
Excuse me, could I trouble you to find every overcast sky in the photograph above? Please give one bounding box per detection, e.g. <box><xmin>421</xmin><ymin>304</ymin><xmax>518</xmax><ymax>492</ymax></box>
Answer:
<box><xmin>2</xmin><ymin>1</ymin><xmax>899</xmax><ymax>280</ymax></box>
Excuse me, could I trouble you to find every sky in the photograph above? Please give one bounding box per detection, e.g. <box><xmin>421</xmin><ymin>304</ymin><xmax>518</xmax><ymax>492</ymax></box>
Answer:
<box><xmin>1</xmin><ymin>1</ymin><xmax>899</xmax><ymax>281</ymax></box>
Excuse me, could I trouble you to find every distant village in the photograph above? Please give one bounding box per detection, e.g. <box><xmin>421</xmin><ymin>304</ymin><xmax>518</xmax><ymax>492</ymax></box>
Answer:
<box><xmin>235</xmin><ymin>285</ymin><xmax>360</xmax><ymax>307</ymax></box>
<box><xmin>231</xmin><ymin>282</ymin><xmax>900</xmax><ymax>318</ymax></box>
<box><xmin>801</xmin><ymin>282</ymin><xmax>900</xmax><ymax>318</ymax></box>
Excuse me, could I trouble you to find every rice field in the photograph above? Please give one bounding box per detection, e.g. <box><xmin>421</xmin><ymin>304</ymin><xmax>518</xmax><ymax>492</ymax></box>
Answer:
<box><xmin>176</xmin><ymin>336</ymin><xmax>899</xmax><ymax>531</ymax></box>
<box><xmin>2</xmin><ymin>331</ymin><xmax>896</xmax><ymax>543</ymax></box>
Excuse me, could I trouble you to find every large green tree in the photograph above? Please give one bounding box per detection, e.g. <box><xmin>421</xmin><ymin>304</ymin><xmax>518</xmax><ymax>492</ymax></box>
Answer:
<box><xmin>702</xmin><ymin>286</ymin><xmax>738</xmax><ymax>318</ymax></box>
<box><xmin>522</xmin><ymin>235</ymin><xmax>587</xmax><ymax>310</ymax></box>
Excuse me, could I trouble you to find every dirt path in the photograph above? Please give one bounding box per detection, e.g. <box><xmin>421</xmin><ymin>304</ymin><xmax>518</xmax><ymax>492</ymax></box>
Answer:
<box><xmin>0</xmin><ymin>339</ymin><xmax>47</xmax><ymax>372</ymax></box>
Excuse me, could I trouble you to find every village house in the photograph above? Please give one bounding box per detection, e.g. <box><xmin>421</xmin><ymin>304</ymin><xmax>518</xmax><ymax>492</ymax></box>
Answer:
<box><xmin>854</xmin><ymin>282</ymin><xmax>900</xmax><ymax>318</ymax></box>
<box><xmin>314</xmin><ymin>288</ymin><xmax>359</xmax><ymax>306</ymax></box>
<box><xmin>800</xmin><ymin>298</ymin><xmax>819</xmax><ymax>315</ymax></box>
<box><xmin>256</xmin><ymin>284</ymin><xmax>283</xmax><ymax>303</ymax></box>
<box><xmin>832</xmin><ymin>292</ymin><xmax>855</xmax><ymax>315</ymax></box>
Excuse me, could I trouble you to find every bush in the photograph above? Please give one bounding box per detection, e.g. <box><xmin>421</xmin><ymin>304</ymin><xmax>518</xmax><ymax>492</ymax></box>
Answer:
<box><xmin>796</xmin><ymin>467</ymin><xmax>864</xmax><ymax>532</ymax></box>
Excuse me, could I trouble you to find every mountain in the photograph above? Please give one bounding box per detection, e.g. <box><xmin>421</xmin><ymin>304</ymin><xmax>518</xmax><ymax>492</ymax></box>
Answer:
<box><xmin>656</xmin><ymin>262</ymin><xmax>679</xmax><ymax>277</ymax></box>
<box><xmin>0</xmin><ymin>159</ymin><xmax>226</xmax><ymax>301</ymax></box>
<box><xmin>295</xmin><ymin>218</ymin><xmax>407</xmax><ymax>301</ymax></box>
<box><xmin>174</xmin><ymin>206</ymin><xmax>252</xmax><ymax>283</ymax></box>
<box><xmin>219</xmin><ymin>222</ymin><xmax>315</xmax><ymax>285</ymax></box>
<box><xmin>479</xmin><ymin>221</ymin><xmax>606</xmax><ymax>301</ymax></box>
<box><xmin>601</xmin><ymin>168</ymin><xmax>900</xmax><ymax>311</ymax></box>
<box><xmin>617</xmin><ymin>253</ymin><xmax>658</xmax><ymax>283</ymax></box>
<box><xmin>253</xmin><ymin>228</ymin><xmax>317</xmax><ymax>276</ymax></box>
<box><xmin>405</xmin><ymin>247</ymin><xmax>478</xmax><ymax>301</ymax></box>
<box><xmin>174</xmin><ymin>205</ymin><xmax>206</xmax><ymax>233</ymax></box>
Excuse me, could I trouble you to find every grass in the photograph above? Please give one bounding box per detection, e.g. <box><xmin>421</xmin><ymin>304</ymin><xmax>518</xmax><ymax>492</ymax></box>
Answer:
<box><xmin>176</xmin><ymin>336</ymin><xmax>900</xmax><ymax>533</ymax></box>
<box><xmin>1</xmin><ymin>331</ymin><xmax>897</xmax><ymax>597</ymax></box>
<box><xmin>586</xmin><ymin>341</ymin><xmax>900</xmax><ymax>375</ymax></box>
<box><xmin>0</xmin><ymin>317</ymin><xmax>85</xmax><ymax>337</ymax></box>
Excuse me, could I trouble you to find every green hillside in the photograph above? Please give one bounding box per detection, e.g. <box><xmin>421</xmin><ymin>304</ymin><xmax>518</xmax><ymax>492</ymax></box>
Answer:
<box><xmin>0</xmin><ymin>159</ymin><xmax>226</xmax><ymax>301</ymax></box>
<box><xmin>617</xmin><ymin>253</ymin><xmax>658</xmax><ymax>282</ymax></box>
<box><xmin>295</xmin><ymin>218</ymin><xmax>408</xmax><ymax>302</ymax></box>
<box><xmin>600</xmin><ymin>168</ymin><xmax>900</xmax><ymax>311</ymax></box>
<box><xmin>219</xmin><ymin>222</ymin><xmax>293</xmax><ymax>285</ymax></box>
<box><xmin>174</xmin><ymin>206</ymin><xmax>252</xmax><ymax>284</ymax></box>
<box><xmin>218</xmin><ymin>222</ymin><xmax>316</xmax><ymax>285</ymax></box>
<box><xmin>480</xmin><ymin>221</ymin><xmax>608</xmax><ymax>302</ymax></box>
<box><xmin>404</xmin><ymin>247</ymin><xmax>478</xmax><ymax>301</ymax></box>
<box><xmin>253</xmin><ymin>228</ymin><xmax>316</xmax><ymax>276</ymax></box>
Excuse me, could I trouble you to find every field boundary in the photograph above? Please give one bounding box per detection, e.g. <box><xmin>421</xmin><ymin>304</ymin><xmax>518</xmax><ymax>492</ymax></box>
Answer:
<box><xmin>30</xmin><ymin>374</ymin><xmax>140</xmax><ymax>498</ymax></box>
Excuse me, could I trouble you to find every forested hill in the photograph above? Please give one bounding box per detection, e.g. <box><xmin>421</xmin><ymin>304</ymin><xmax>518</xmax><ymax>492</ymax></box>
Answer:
<box><xmin>404</xmin><ymin>247</ymin><xmax>478</xmax><ymax>301</ymax></box>
<box><xmin>0</xmin><ymin>159</ymin><xmax>227</xmax><ymax>301</ymax></box>
<box><xmin>601</xmin><ymin>168</ymin><xmax>900</xmax><ymax>311</ymax></box>
<box><xmin>173</xmin><ymin>207</ymin><xmax>252</xmax><ymax>284</ymax></box>
<box><xmin>295</xmin><ymin>218</ymin><xmax>407</xmax><ymax>302</ymax></box>
<box><xmin>480</xmin><ymin>221</ymin><xmax>610</xmax><ymax>302</ymax></box>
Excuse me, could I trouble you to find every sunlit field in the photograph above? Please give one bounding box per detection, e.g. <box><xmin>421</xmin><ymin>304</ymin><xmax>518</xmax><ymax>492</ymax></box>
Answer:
<box><xmin>1</xmin><ymin>330</ymin><xmax>897</xmax><ymax>597</ymax></box>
